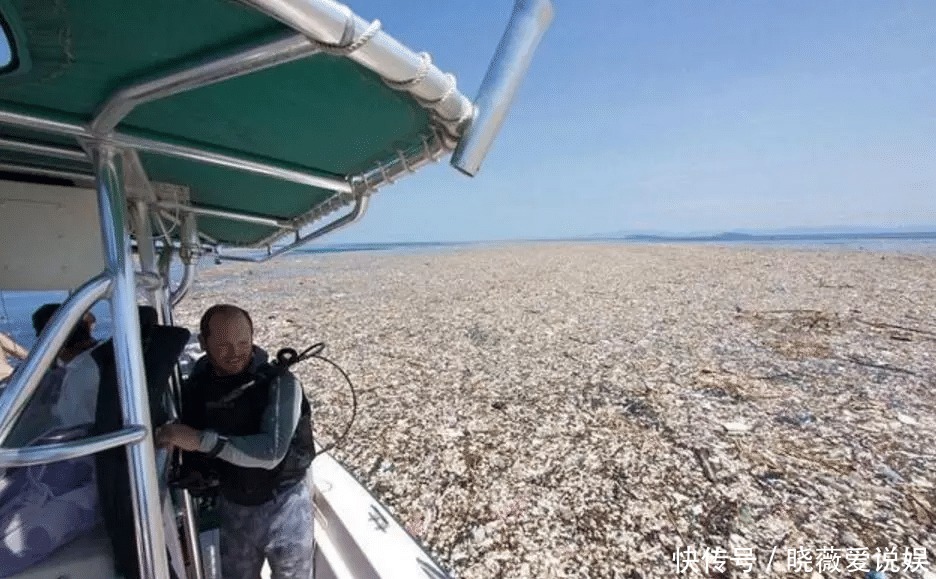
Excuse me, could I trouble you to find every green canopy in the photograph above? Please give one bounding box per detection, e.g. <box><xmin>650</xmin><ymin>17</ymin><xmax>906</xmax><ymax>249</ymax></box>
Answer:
<box><xmin>0</xmin><ymin>0</ymin><xmax>451</xmax><ymax>246</ymax></box>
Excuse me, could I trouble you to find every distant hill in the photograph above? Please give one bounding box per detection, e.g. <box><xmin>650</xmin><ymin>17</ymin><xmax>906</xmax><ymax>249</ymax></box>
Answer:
<box><xmin>586</xmin><ymin>225</ymin><xmax>936</xmax><ymax>242</ymax></box>
<box><xmin>727</xmin><ymin>224</ymin><xmax>936</xmax><ymax>236</ymax></box>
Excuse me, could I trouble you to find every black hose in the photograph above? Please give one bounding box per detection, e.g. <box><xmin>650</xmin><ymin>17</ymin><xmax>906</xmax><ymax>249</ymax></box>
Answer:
<box><xmin>274</xmin><ymin>343</ymin><xmax>357</xmax><ymax>457</ymax></box>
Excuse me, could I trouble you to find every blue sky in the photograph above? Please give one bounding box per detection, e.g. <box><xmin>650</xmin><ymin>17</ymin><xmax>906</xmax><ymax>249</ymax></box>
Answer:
<box><xmin>326</xmin><ymin>0</ymin><xmax>936</xmax><ymax>242</ymax></box>
<box><xmin>3</xmin><ymin>2</ymin><xmax>935</xmax><ymax>242</ymax></box>
<box><xmin>0</xmin><ymin>23</ymin><xmax>9</xmax><ymax>67</ymax></box>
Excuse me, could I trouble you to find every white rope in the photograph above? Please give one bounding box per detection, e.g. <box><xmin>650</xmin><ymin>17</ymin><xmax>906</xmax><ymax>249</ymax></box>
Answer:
<box><xmin>414</xmin><ymin>72</ymin><xmax>457</xmax><ymax>108</ymax></box>
<box><xmin>396</xmin><ymin>149</ymin><xmax>411</xmax><ymax>174</ymax></box>
<box><xmin>379</xmin><ymin>162</ymin><xmax>394</xmax><ymax>185</ymax></box>
<box><xmin>360</xmin><ymin>170</ymin><xmax>372</xmax><ymax>192</ymax></box>
<box><xmin>308</xmin><ymin>16</ymin><xmax>382</xmax><ymax>57</ymax></box>
<box><xmin>383</xmin><ymin>52</ymin><xmax>432</xmax><ymax>90</ymax></box>
<box><xmin>147</xmin><ymin>204</ymin><xmax>181</xmax><ymax>243</ymax></box>
<box><xmin>317</xmin><ymin>10</ymin><xmax>466</xmax><ymax>133</ymax></box>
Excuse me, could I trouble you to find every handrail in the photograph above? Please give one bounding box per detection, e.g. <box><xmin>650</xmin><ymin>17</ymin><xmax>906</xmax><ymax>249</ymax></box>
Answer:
<box><xmin>0</xmin><ymin>274</ymin><xmax>112</xmax><ymax>445</ymax></box>
<box><xmin>0</xmin><ymin>426</ymin><xmax>146</xmax><ymax>468</ymax></box>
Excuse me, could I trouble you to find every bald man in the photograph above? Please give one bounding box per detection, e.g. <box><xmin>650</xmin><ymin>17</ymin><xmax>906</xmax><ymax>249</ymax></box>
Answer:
<box><xmin>157</xmin><ymin>304</ymin><xmax>315</xmax><ymax>579</ymax></box>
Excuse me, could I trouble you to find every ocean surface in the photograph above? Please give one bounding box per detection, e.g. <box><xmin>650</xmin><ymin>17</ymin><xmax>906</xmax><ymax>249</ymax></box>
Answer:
<box><xmin>1</xmin><ymin>235</ymin><xmax>934</xmax><ymax>352</ymax></box>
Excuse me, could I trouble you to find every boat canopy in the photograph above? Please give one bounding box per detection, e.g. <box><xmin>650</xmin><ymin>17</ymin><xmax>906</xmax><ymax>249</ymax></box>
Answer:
<box><xmin>0</xmin><ymin>0</ymin><xmax>555</xmax><ymax>253</ymax></box>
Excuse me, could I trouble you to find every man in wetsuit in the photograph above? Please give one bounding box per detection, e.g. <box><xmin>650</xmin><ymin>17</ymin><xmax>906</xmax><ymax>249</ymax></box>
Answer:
<box><xmin>156</xmin><ymin>304</ymin><xmax>315</xmax><ymax>579</ymax></box>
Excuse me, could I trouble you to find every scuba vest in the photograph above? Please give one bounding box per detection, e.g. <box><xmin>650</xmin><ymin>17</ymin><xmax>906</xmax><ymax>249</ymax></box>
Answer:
<box><xmin>181</xmin><ymin>351</ymin><xmax>315</xmax><ymax>506</ymax></box>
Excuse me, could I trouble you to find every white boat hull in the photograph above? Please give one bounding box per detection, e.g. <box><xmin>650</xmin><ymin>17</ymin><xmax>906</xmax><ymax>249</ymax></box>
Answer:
<box><xmin>199</xmin><ymin>451</ymin><xmax>449</xmax><ymax>579</ymax></box>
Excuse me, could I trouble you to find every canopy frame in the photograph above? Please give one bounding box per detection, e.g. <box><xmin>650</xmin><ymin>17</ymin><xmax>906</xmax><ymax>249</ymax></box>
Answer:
<box><xmin>0</xmin><ymin>0</ymin><xmax>553</xmax><ymax>259</ymax></box>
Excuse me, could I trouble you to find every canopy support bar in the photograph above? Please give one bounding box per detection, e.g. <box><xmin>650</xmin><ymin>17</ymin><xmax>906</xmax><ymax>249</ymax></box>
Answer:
<box><xmin>239</xmin><ymin>0</ymin><xmax>474</xmax><ymax>141</ymax></box>
<box><xmin>451</xmin><ymin>0</ymin><xmax>554</xmax><ymax>176</ymax></box>
<box><xmin>0</xmin><ymin>161</ymin><xmax>95</xmax><ymax>186</ymax></box>
<box><xmin>92</xmin><ymin>33</ymin><xmax>322</xmax><ymax>135</ymax></box>
<box><xmin>219</xmin><ymin>194</ymin><xmax>368</xmax><ymax>262</ymax></box>
<box><xmin>157</xmin><ymin>201</ymin><xmax>296</xmax><ymax>230</ymax></box>
<box><xmin>93</xmin><ymin>144</ymin><xmax>170</xmax><ymax>579</ymax></box>
<box><xmin>0</xmin><ymin>136</ymin><xmax>89</xmax><ymax>163</ymax></box>
<box><xmin>0</xmin><ymin>110</ymin><xmax>353</xmax><ymax>194</ymax></box>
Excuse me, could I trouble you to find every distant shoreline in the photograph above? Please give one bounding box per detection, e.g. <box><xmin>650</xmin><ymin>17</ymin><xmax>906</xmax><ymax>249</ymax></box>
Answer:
<box><xmin>577</xmin><ymin>230</ymin><xmax>936</xmax><ymax>243</ymax></box>
<box><xmin>293</xmin><ymin>232</ymin><xmax>936</xmax><ymax>257</ymax></box>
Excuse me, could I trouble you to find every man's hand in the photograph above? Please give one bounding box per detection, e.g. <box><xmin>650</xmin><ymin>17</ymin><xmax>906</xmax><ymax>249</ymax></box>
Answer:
<box><xmin>155</xmin><ymin>423</ymin><xmax>203</xmax><ymax>452</ymax></box>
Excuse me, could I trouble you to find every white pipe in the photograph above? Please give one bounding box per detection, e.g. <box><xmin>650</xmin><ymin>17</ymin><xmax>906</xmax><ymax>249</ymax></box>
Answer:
<box><xmin>239</xmin><ymin>0</ymin><xmax>473</xmax><ymax>138</ymax></box>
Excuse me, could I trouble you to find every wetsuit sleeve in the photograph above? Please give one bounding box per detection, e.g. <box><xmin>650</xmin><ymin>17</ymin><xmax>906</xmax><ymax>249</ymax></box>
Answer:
<box><xmin>198</xmin><ymin>372</ymin><xmax>303</xmax><ymax>470</ymax></box>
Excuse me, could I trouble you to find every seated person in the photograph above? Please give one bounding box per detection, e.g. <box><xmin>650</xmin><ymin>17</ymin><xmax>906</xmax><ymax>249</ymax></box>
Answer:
<box><xmin>54</xmin><ymin>306</ymin><xmax>159</xmax><ymax>430</ymax></box>
<box><xmin>1</xmin><ymin>304</ymin><xmax>100</xmax><ymax>576</ymax></box>
<box><xmin>82</xmin><ymin>311</ymin><xmax>97</xmax><ymax>337</ymax></box>
<box><xmin>3</xmin><ymin>306</ymin><xmax>99</xmax><ymax>448</ymax></box>
<box><xmin>2</xmin><ymin>305</ymin><xmax>189</xmax><ymax>578</ymax></box>
<box><xmin>3</xmin><ymin>306</ymin><xmax>99</xmax><ymax>447</ymax></box>
<box><xmin>31</xmin><ymin>303</ymin><xmax>99</xmax><ymax>365</ymax></box>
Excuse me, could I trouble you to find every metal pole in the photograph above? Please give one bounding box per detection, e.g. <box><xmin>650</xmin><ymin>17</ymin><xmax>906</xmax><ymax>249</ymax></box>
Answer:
<box><xmin>93</xmin><ymin>144</ymin><xmax>170</xmax><ymax>579</ymax></box>
<box><xmin>157</xmin><ymin>212</ymin><xmax>206</xmax><ymax>579</ymax></box>
<box><xmin>0</xmin><ymin>162</ymin><xmax>95</xmax><ymax>186</ymax></box>
<box><xmin>239</xmin><ymin>0</ymin><xmax>473</xmax><ymax>136</ymax></box>
<box><xmin>245</xmin><ymin>132</ymin><xmax>446</xmax><ymax>251</ymax></box>
<box><xmin>158</xmin><ymin>209</ymin><xmax>220</xmax><ymax>246</ymax></box>
<box><xmin>450</xmin><ymin>0</ymin><xmax>554</xmax><ymax>176</ymax></box>
<box><xmin>170</xmin><ymin>213</ymin><xmax>199</xmax><ymax>307</ymax></box>
<box><xmin>218</xmin><ymin>195</ymin><xmax>368</xmax><ymax>263</ymax></box>
<box><xmin>157</xmin><ymin>202</ymin><xmax>296</xmax><ymax>230</ymax></box>
<box><xmin>113</xmin><ymin>133</ymin><xmax>352</xmax><ymax>193</ymax></box>
<box><xmin>0</xmin><ymin>137</ymin><xmax>90</xmax><ymax>163</ymax></box>
<box><xmin>133</xmin><ymin>200</ymin><xmax>167</xmax><ymax>317</ymax></box>
<box><xmin>92</xmin><ymin>33</ymin><xmax>321</xmax><ymax>135</ymax></box>
<box><xmin>0</xmin><ymin>112</ymin><xmax>352</xmax><ymax>194</ymax></box>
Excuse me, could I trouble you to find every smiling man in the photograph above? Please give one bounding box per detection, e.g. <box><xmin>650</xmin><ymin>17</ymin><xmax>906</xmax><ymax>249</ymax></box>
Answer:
<box><xmin>156</xmin><ymin>304</ymin><xmax>315</xmax><ymax>579</ymax></box>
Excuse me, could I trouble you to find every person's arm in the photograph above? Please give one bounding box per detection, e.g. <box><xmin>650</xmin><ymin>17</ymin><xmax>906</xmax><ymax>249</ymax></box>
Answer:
<box><xmin>197</xmin><ymin>372</ymin><xmax>303</xmax><ymax>470</ymax></box>
<box><xmin>0</xmin><ymin>332</ymin><xmax>28</xmax><ymax>360</ymax></box>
